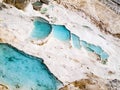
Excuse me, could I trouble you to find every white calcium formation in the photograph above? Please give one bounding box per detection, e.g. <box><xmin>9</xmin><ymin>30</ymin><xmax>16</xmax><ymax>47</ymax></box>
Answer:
<box><xmin>0</xmin><ymin>0</ymin><xmax>120</xmax><ymax>90</ymax></box>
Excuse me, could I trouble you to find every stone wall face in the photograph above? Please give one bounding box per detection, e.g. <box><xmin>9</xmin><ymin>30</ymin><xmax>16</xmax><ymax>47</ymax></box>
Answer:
<box><xmin>55</xmin><ymin>0</ymin><xmax>120</xmax><ymax>37</ymax></box>
<box><xmin>99</xmin><ymin>0</ymin><xmax>120</xmax><ymax>14</ymax></box>
<box><xmin>3</xmin><ymin>0</ymin><xmax>29</xmax><ymax>9</ymax></box>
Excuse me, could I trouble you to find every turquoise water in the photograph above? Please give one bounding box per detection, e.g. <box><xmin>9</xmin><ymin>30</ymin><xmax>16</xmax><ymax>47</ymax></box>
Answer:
<box><xmin>52</xmin><ymin>25</ymin><xmax>71</xmax><ymax>41</ymax></box>
<box><xmin>31</xmin><ymin>18</ymin><xmax>52</xmax><ymax>39</ymax></box>
<box><xmin>0</xmin><ymin>43</ymin><xmax>61</xmax><ymax>90</ymax></box>
<box><xmin>87</xmin><ymin>44</ymin><xmax>108</xmax><ymax>60</ymax></box>
<box><xmin>34</xmin><ymin>17</ymin><xmax>49</xmax><ymax>23</ymax></box>
<box><xmin>100</xmin><ymin>52</ymin><xmax>109</xmax><ymax>60</ymax></box>
<box><xmin>88</xmin><ymin>44</ymin><xmax>103</xmax><ymax>55</ymax></box>
<box><xmin>30</xmin><ymin>17</ymin><xmax>109</xmax><ymax>61</ymax></box>
<box><xmin>80</xmin><ymin>40</ymin><xmax>88</xmax><ymax>48</ymax></box>
<box><xmin>71</xmin><ymin>34</ymin><xmax>81</xmax><ymax>49</ymax></box>
<box><xmin>80</xmin><ymin>40</ymin><xmax>109</xmax><ymax>60</ymax></box>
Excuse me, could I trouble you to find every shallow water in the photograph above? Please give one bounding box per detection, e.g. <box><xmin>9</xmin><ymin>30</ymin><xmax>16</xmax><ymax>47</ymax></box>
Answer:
<box><xmin>31</xmin><ymin>18</ymin><xmax>52</xmax><ymax>40</ymax></box>
<box><xmin>71</xmin><ymin>34</ymin><xmax>81</xmax><ymax>49</ymax></box>
<box><xmin>52</xmin><ymin>25</ymin><xmax>71</xmax><ymax>41</ymax></box>
<box><xmin>100</xmin><ymin>52</ymin><xmax>109</xmax><ymax>60</ymax></box>
<box><xmin>30</xmin><ymin>18</ymin><xmax>109</xmax><ymax>61</ymax></box>
<box><xmin>80</xmin><ymin>40</ymin><xmax>88</xmax><ymax>48</ymax></box>
<box><xmin>0</xmin><ymin>43</ymin><xmax>61</xmax><ymax>90</ymax></box>
<box><xmin>88</xmin><ymin>44</ymin><xmax>109</xmax><ymax>60</ymax></box>
<box><xmin>80</xmin><ymin>40</ymin><xmax>109</xmax><ymax>60</ymax></box>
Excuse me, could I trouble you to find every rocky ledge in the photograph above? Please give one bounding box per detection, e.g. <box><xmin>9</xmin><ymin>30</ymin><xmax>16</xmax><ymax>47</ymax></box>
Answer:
<box><xmin>0</xmin><ymin>0</ymin><xmax>120</xmax><ymax>90</ymax></box>
<box><xmin>56</xmin><ymin>0</ymin><xmax>120</xmax><ymax>38</ymax></box>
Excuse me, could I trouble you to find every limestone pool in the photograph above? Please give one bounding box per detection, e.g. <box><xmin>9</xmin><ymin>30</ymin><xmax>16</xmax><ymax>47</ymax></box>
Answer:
<box><xmin>31</xmin><ymin>17</ymin><xmax>109</xmax><ymax>61</ymax></box>
<box><xmin>52</xmin><ymin>25</ymin><xmax>71</xmax><ymax>42</ymax></box>
<box><xmin>31</xmin><ymin>17</ymin><xmax>52</xmax><ymax>40</ymax></box>
<box><xmin>80</xmin><ymin>40</ymin><xmax>109</xmax><ymax>60</ymax></box>
<box><xmin>0</xmin><ymin>43</ymin><xmax>62</xmax><ymax>90</ymax></box>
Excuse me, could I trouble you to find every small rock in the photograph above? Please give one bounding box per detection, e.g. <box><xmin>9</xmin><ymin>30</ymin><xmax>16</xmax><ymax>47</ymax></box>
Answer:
<box><xmin>3</xmin><ymin>0</ymin><xmax>29</xmax><ymax>10</ymax></box>
<box><xmin>32</xmin><ymin>1</ymin><xmax>42</xmax><ymax>11</ymax></box>
<box><xmin>40</xmin><ymin>0</ymin><xmax>49</xmax><ymax>4</ymax></box>
<box><xmin>0</xmin><ymin>3</ymin><xmax>7</xmax><ymax>10</ymax></box>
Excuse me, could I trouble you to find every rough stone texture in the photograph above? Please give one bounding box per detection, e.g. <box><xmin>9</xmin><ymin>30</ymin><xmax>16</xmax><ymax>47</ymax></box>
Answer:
<box><xmin>3</xmin><ymin>0</ymin><xmax>29</xmax><ymax>9</ymax></box>
<box><xmin>0</xmin><ymin>84</ymin><xmax>8</xmax><ymax>90</ymax></box>
<box><xmin>99</xmin><ymin>0</ymin><xmax>120</xmax><ymax>14</ymax></box>
<box><xmin>59</xmin><ymin>73</ymin><xmax>120</xmax><ymax>90</ymax></box>
<box><xmin>0</xmin><ymin>2</ymin><xmax>7</xmax><ymax>10</ymax></box>
<box><xmin>40</xmin><ymin>0</ymin><xmax>49</xmax><ymax>4</ymax></box>
<box><xmin>0</xmin><ymin>1</ymin><xmax>120</xmax><ymax>90</ymax></box>
<box><xmin>55</xmin><ymin>0</ymin><xmax>120</xmax><ymax>38</ymax></box>
<box><xmin>32</xmin><ymin>1</ymin><xmax>42</xmax><ymax>11</ymax></box>
<box><xmin>2</xmin><ymin>0</ymin><xmax>49</xmax><ymax>10</ymax></box>
<box><xmin>107</xmin><ymin>79</ymin><xmax>120</xmax><ymax>90</ymax></box>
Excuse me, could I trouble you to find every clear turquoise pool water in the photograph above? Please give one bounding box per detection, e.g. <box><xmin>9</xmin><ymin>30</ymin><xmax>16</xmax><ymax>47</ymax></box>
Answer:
<box><xmin>80</xmin><ymin>40</ymin><xmax>88</xmax><ymax>48</ymax></box>
<box><xmin>80</xmin><ymin>40</ymin><xmax>109</xmax><ymax>60</ymax></box>
<box><xmin>100</xmin><ymin>52</ymin><xmax>109</xmax><ymax>60</ymax></box>
<box><xmin>88</xmin><ymin>44</ymin><xmax>103</xmax><ymax>55</ymax></box>
<box><xmin>31</xmin><ymin>18</ymin><xmax>52</xmax><ymax>40</ymax></box>
<box><xmin>87</xmin><ymin>44</ymin><xmax>108</xmax><ymax>60</ymax></box>
<box><xmin>30</xmin><ymin>17</ymin><xmax>109</xmax><ymax>61</ymax></box>
<box><xmin>71</xmin><ymin>34</ymin><xmax>81</xmax><ymax>49</ymax></box>
<box><xmin>52</xmin><ymin>25</ymin><xmax>71</xmax><ymax>42</ymax></box>
<box><xmin>34</xmin><ymin>17</ymin><xmax>49</xmax><ymax>24</ymax></box>
<box><xmin>0</xmin><ymin>43</ymin><xmax>61</xmax><ymax>90</ymax></box>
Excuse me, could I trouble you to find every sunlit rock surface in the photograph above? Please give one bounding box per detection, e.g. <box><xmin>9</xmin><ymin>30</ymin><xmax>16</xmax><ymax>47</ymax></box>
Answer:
<box><xmin>32</xmin><ymin>1</ymin><xmax>43</xmax><ymax>11</ymax></box>
<box><xmin>0</xmin><ymin>1</ymin><xmax>120</xmax><ymax>90</ymax></box>
<box><xmin>3</xmin><ymin>0</ymin><xmax>29</xmax><ymax>10</ymax></box>
<box><xmin>0</xmin><ymin>43</ymin><xmax>62</xmax><ymax>90</ymax></box>
<box><xmin>60</xmin><ymin>73</ymin><xmax>120</xmax><ymax>90</ymax></box>
<box><xmin>56</xmin><ymin>0</ymin><xmax>120</xmax><ymax>38</ymax></box>
<box><xmin>31</xmin><ymin>18</ymin><xmax>109</xmax><ymax>61</ymax></box>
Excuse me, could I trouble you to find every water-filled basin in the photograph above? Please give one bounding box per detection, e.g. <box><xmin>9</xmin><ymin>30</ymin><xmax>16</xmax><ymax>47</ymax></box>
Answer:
<box><xmin>52</xmin><ymin>25</ymin><xmax>71</xmax><ymax>41</ymax></box>
<box><xmin>0</xmin><ymin>43</ymin><xmax>61</xmax><ymax>90</ymax></box>
<box><xmin>31</xmin><ymin>17</ymin><xmax>52</xmax><ymax>40</ymax></box>
<box><xmin>71</xmin><ymin>33</ymin><xmax>81</xmax><ymax>49</ymax></box>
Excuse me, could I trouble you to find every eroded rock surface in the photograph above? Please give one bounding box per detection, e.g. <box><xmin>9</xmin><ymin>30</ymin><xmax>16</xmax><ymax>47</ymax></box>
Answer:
<box><xmin>55</xmin><ymin>0</ymin><xmax>120</xmax><ymax>38</ymax></box>
<box><xmin>0</xmin><ymin>84</ymin><xmax>8</xmax><ymax>90</ymax></box>
<box><xmin>60</xmin><ymin>73</ymin><xmax>120</xmax><ymax>90</ymax></box>
<box><xmin>0</xmin><ymin>1</ymin><xmax>120</xmax><ymax>90</ymax></box>
<box><xmin>3</xmin><ymin>0</ymin><xmax>29</xmax><ymax>9</ymax></box>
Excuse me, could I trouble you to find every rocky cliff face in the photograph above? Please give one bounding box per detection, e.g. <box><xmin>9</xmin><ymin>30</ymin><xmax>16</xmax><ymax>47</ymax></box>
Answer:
<box><xmin>0</xmin><ymin>0</ymin><xmax>120</xmax><ymax>90</ymax></box>
<box><xmin>2</xmin><ymin>0</ymin><xmax>49</xmax><ymax>9</ymax></box>
<box><xmin>99</xmin><ymin>0</ymin><xmax>120</xmax><ymax>14</ymax></box>
<box><xmin>56</xmin><ymin>0</ymin><xmax>120</xmax><ymax>38</ymax></box>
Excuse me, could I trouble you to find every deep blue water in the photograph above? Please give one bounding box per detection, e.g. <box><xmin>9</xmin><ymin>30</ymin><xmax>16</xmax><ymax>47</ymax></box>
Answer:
<box><xmin>0</xmin><ymin>43</ymin><xmax>61</xmax><ymax>90</ymax></box>
<box><xmin>31</xmin><ymin>17</ymin><xmax>52</xmax><ymax>40</ymax></box>
<box><xmin>71</xmin><ymin>34</ymin><xmax>81</xmax><ymax>49</ymax></box>
<box><xmin>52</xmin><ymin>25</ymin><xmax>71</xmax><ymax>41</ymax></box>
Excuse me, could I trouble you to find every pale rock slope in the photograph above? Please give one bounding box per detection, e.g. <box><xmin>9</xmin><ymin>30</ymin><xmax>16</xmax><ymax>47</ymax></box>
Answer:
<box><xmin>0</xmin><ymin>1</ymin><xmax>120</xmax><ymax>90</ymax></box>
<box><xmin>56</xmin><ymin>0</ymin><xmax>120</xmax><ymax>38</ymax></box>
